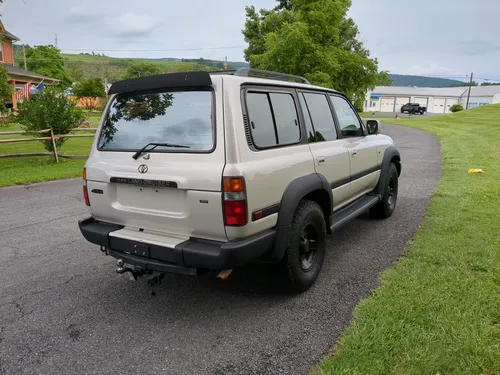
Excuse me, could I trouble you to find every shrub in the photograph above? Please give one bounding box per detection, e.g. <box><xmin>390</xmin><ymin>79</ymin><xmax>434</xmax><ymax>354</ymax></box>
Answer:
<box><xmin>17</xmin><ymin>85</ymin><xmax>85</xmax><ymax>153</ymax></box>
<box><xmin>73</xmin><ymin>78</ymin><xmax>105</xmax><ymax>113</ymax></box>
<box><xmin>353</xmin><ymin>98</ymin><xmax>364</xmax><ymax>113</ymax></box>
<box><xmin>449</xmin><ymin>104</ymin><xmax>464</xmax><ymax>113</ymax></box>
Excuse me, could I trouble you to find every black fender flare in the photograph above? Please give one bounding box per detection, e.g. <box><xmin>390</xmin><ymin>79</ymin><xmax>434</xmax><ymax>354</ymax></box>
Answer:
<box><xmin>271</xmin><ymin>173</ymin><xmax>333</xmax><ymax>262</ymax></box>
<box><xmin>375</xmin><ymin>146</ymin><xmax>402</xmax><ymax>196</ymax></box>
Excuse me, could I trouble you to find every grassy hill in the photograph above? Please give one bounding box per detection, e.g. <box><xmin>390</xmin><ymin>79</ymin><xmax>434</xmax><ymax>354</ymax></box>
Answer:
<box><xmin>62</xmin><ymin>54</ymin><xmax>221</xmax><ymax>82</ymax></box>
<box><xmin>388</xmin><ymin>74</ymin><xmax>466</xmax><ymax>88</ymax></box>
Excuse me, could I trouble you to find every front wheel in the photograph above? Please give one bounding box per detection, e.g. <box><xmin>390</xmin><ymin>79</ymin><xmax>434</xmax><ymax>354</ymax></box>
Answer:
<box><xmin>282</xmin><ymin>200</ymin><xmax>326</xmax><ymax>293</ymax></box>
<box><xmin>371</xmin><ymin>163</ymin><xmax>399</xmax><ymax>219</ymax></box>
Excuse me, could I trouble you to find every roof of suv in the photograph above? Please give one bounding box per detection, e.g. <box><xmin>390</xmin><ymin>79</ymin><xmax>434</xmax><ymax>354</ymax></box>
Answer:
<box><xmin>108</xmin><ymin>69</ymin><xmax>340</xmax><ymax>96</ymax></box>
<box><xmin>211</xmin><ymin>72</ymin><xmax>340</xmax><ymax>93</ymax></box>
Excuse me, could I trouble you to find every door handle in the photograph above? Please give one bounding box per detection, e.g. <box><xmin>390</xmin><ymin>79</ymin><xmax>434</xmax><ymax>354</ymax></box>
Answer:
<box><xmin>350</xmin><ymin>151</ymin><xmax>358</xmax><ymax>157</ymax></box>
<box><xmin>317</xmin><ymin>157</ymin><xmax>326</xmax><ymax>165</ymax></box>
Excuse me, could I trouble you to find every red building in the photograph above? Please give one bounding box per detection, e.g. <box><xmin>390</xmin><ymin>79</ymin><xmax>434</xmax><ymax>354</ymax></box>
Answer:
<box><xmin>0</xmin><ymin>20</ymin><xmax>59</xmax><ymax>109</ymax></box>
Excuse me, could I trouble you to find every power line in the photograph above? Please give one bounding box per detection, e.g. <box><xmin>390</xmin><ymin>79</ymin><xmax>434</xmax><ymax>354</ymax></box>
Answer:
<box><xmin>58</xmin><ymin>46</ymin><xmax>246</xmax><ymax>52</ymax></box>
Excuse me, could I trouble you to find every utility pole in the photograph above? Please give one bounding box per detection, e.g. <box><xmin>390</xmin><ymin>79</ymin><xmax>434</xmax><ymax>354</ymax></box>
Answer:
<box><xmin>22</xmin><ymin>45</ymin><xmax>27</xmax><ymax>70</ymax></box>
<box><xmin>466</xmin><ymin>72</ymin><xmax>473</xmax><ymax>110</ymax></box>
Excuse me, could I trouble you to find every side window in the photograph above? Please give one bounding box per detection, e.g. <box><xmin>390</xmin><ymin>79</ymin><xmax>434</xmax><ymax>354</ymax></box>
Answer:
<box><xmin>245</xmin><ymin>91</ymin><xmax>300</xmax><ymax>149</ymax></box>
<box><xmin>329</xmin><ymin>95</ymin><xmax>363</xmax><ymax>137</ymax></box>
<box><xmin>269</xmin><ymin>93</ymin><xmax>300</xmax><ymax>144</ymax></box>
<box><xmin>246</xmin><ymin>93</ymin><xmax>276</xmax><ymax>148</ymax></box>
<box><xmin>298</xmin><ymin>93</ymin><xmax>317</xmax><ymax>143</ymax></box>
<box><xmin>301</xmin><ymin>92</ymin><xmax>338</xmax><ymax>142</ymax></box>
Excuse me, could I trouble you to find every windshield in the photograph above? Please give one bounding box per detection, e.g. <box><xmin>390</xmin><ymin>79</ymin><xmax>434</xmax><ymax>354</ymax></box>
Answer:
<box><xmin>98</xmin><ymin>89</ymin><xmax>214</xmax><ymax>153</ymax></box>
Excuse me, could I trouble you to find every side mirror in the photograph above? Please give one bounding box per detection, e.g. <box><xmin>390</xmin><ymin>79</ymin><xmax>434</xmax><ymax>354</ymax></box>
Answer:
<box><xmin>366</xmin><ymin>119</ymin><xmax>380</xmax><ymax>135</ymax></box>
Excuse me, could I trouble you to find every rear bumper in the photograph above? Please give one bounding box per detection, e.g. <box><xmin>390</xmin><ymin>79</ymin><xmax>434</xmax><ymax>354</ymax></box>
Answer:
<box><xmin>78</xmin><ymin>217</ymin><xmax>276</xmax><ymax>272</ymax></box>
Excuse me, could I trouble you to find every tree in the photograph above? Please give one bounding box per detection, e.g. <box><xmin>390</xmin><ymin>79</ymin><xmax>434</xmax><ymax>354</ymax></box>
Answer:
<box><xmin>67</xmin><ymin>66</ymin><xmax>85</xmax><ymax>82</ymax></box>
<box><xmin>17</xmin><ymin>86</ymin><xmax>85</xmax><ymax>154</ymax></box>
<box><xmin>0</xmin><ymin>64</ymin><xmax>13</xmax><ymax>114</ymax></box>
<box><xmin>242</xmin><ymin>0</ymin><xmax>382</xmax><ymax>101</ymax></box>
<box><xmin>122</xmin><ymin>61</ymin><xmax>164</xmax><ymax>79</ymax></box>
<box><xmin>25</xmin><ymin>45</ymin><xmax>73</xmax><ymax>87</ymax></box>
<box><xmin>376</xmin><ymin>71</ymin><xmax>392</xmax><ymax>86</ymax></box>
<box><xmin>73</xmin><ymin>78</ymin><xmax>105</xmax><ymax>113</ymax></box>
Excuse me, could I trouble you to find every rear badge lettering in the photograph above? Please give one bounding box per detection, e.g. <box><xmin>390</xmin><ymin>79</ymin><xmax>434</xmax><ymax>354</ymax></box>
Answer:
<box><xmin>110</xmin><ymin>177</ymin><xmax>178</xmax><ymax>188</ymax></box>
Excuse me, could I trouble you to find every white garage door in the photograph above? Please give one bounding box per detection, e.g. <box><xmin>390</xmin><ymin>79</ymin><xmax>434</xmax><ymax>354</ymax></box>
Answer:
<box><xmin>380</xmin><ymin>97</ymin><xmax>394</xmax><ymax>112</ymax></box>
<box><xmin>395</xmin><ymin>97</ymin><xmax>410</xmax><ymax>112</ymax></box>
<box><xmin>433</xmin><ymin>98</ymin><xmax>446</xmax><ymax>113</ymax></box>
<box><xmin>415</xmin><ymin>97</ymin><xmax>429</xmax><ymax>108</ymax></box>
<box><xmin>445</xmin><ymin>98</ymin><xmax>459</xmax><ymax>113</ymax></box>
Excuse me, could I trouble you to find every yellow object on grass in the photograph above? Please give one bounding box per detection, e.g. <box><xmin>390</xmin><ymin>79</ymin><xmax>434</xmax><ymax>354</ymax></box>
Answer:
<box><xmin>468</xmin><ymin>168</ymin><xmax>484</xmax><ymax>174</ymax></box>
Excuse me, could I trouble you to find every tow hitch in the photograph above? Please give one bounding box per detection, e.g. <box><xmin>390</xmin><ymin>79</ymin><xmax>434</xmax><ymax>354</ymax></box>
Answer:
<box><xmin>116</xmin><ymin>259</ymin><xmax>144</xmax><ymax>280</ymax></box>
<box><xmin>115</xmin><ymin>259</ymin><xmax>166</xmax><ymax>285</ymax></box>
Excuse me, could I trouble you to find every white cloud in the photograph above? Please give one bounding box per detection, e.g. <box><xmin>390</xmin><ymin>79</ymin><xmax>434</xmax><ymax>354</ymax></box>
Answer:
<box><xmin>105</xmin><ymin>13</ymin><xmax>162</xmax><ymax>38</ymax></box>
<box><xmin>66</xmin><ymin>5</ymin><xmax>103</xmax><ymax>23</ymax></box>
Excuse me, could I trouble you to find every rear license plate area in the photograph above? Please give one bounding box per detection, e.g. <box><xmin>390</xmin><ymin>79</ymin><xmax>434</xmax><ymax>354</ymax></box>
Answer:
<box><xmin>111</xmin><ymin>237</ymin><xmax>150</xmax><ymax>258</ymax></box>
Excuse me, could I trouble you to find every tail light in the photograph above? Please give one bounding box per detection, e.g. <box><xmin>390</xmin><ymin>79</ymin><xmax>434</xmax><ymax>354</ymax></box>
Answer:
<box><xmin>223</xmin><ymin>177</ymin><xmax>247</xmax><ymax>226</ymax></box>
<box><xmin>82</xmin><ymin>168</ymin><xmax>90</xmax><ymax>206</ymax></box>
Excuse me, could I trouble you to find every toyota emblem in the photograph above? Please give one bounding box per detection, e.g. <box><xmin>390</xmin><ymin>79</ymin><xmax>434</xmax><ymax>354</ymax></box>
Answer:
<box><xmin>138</xmin><ymin>164</ymin><xmax>148</xmax><ymax>174</ymax></box>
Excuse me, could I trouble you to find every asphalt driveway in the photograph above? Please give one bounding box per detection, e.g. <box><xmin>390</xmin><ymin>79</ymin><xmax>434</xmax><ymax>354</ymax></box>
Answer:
<box><xmin>0</xmin><ymin>124</ymin><xmax>441</xmax><ymax>375</ymax></box>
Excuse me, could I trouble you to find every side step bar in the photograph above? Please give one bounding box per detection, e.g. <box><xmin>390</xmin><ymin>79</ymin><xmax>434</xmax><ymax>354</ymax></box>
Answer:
<box><xmin>330</xmin><ymin>194</ymin><xmax>381</xmax><ymax>232</ymax></box>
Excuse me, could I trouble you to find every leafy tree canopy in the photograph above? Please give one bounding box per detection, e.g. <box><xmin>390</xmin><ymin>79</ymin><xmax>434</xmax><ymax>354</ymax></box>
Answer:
<box><xmin>0</xmin><ymin>63</ymin><xmax>13</xmax><ymax>100</ymax></box>
<box><xmin>0</xmin><ymin>63</ymin><xmax>12</xmax><ymax>113</ymax></box>
<box><xmin>73</xmin><ymin>78</ymin><xmax>104</xmax><ymax>98</ymax></box>
<box><xmin>17</xmin><ymin>86</ymin><xmax>85</xmax><ymax>153</ymax></box>
<box><xmin>242</xmin><ymin>0</ymin><xmax>382</xmax><ymax>100</ymax></box>
<box><xmin>122</xmin><ymin>61</ymin><xmax>164</xmax><ymax>79</ymax></box>
<box><xmin>25</xmin><ymin>45</ymin><xmax>73</xmax><ymax>87</ymax></box>
<box><xmin>73</xmin><ymin>77</ymin><xmax>105</xmax><ymax>112</ymax></box>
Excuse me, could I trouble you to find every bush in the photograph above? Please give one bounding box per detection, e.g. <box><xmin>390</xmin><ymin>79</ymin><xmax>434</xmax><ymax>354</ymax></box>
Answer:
<box><xmin>353</xmin><ymin>98</ymin><xmax>364</xmax><ymax>113</ymax></box>
<box><xmin>449</xmin><ymin>104</ymin><xmax>464</xmax><ymax>113</ymax></box>
<box><xmin>17</xmin><ymin>86</ymin><xmax>85</xmax><ymax>153</ymax></box>
<box><xmin>73</xmin><ymin>78</ymin><xmax>105</xmax><ymax>113</ymax></box>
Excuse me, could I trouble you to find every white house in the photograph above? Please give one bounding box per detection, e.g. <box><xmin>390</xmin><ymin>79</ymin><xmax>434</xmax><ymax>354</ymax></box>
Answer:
<box><xmin>364</xmin><ymin>85</ymin><xmax>500</xmax><ymax>114</ymax></box>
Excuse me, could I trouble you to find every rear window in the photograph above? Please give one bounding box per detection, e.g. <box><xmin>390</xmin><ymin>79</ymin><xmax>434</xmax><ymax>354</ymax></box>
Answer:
<box><xmin>98</xmin><ymin>90</ymin><xmax>214</xmax><ymax>153</ymax></box>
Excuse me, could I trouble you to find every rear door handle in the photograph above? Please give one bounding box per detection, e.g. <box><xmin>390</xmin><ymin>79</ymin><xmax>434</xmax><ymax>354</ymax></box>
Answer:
<box><xmin>317</xmin><ymin>157</ymin><xmax>326</xmax><ymax>165</ymax></box>
<box><xmin>350</xmin><ymin>151</ymin><xmax>358</xmax><ymax>157</ymax></box>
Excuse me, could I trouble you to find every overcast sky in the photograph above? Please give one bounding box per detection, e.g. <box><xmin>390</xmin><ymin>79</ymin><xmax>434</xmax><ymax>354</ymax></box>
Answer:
<box><xmin>2</xmin><ymin>0</ymin><xmax>499</xmax><ymax>82</ymax></box>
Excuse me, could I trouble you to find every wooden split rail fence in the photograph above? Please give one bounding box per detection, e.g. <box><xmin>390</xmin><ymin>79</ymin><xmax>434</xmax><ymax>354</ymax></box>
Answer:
<box><xmin>0</xmin><ymin>128</ymin><xmax>98</xmax><ymax>163</ymax></box>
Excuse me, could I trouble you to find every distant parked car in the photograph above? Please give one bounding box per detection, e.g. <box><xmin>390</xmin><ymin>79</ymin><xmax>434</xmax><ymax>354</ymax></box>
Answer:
<box><xmin>401</xmin><ymin>103</ymin><xmax>426</xmax><ymax>115</ymax></box>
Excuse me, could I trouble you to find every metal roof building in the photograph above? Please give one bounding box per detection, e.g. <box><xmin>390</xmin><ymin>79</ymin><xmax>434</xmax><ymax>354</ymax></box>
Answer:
<box><xmin>364</xmin><ymin>85</ymin><xmax>500</xmax><ymax>114</ymax></box>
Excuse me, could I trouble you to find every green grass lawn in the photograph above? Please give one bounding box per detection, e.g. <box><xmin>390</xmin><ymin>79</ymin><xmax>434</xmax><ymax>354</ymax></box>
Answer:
<box><xmin>0</xmin><ymin>123</ymin><xmax>94</xmax><ymax>187</ymax></box>
<box><xmin>317</xmin><ymin>105</ymin><xmax>500</xmax><ymax>375</ymax></box>
<box><xmin>358</xmin><ymin>111</ymin><xmax>396</xmax><ymax>119</ymax></box>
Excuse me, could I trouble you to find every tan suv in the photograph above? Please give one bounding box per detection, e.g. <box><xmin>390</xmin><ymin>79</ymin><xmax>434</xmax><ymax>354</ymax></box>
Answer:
<box><xmin>79</xmin><ymin>68</ymin><xmax>401</xmax><ymax>292</ymax></box>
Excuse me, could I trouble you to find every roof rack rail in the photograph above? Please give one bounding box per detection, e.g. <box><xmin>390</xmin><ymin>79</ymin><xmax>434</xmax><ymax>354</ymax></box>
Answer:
<box><xmin>209</xmin><ymin>68</ymin><xmax>310</xmax><ymax>84</ymax></box>
<box><xmin>234</xmin><ymin>68</ymin><xmax>311</xmax><ymax>84</ymax></box>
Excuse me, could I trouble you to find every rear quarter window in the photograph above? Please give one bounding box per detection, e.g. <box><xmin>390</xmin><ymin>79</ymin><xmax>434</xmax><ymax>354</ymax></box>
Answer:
<box><xmin>98</xmin><ymin>90</ymin><xmax>214</xmax><ymax>153</ymax></box>
<box><xmin>245</xmin><ymin>91</ymin><xmax>301</xmax><ymax>149</ymax></box>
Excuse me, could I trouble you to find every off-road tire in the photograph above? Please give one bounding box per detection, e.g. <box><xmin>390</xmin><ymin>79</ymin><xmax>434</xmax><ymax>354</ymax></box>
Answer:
<box><xmin>371</xmin><ymin>162</ymin><xmax>399</xmax><ymax>219</ymax></box>
<box><xmin>282</xmin><ymin>200</ymin><xmax>326</xmax><ymax>293</ymax></box>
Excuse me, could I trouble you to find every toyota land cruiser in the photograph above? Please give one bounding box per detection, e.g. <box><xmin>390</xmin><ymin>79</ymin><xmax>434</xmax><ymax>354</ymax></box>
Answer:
<box><xmin>78</xmin><ymin>68</ymin><xmax>401</xmax><ymax>292</ymax></box>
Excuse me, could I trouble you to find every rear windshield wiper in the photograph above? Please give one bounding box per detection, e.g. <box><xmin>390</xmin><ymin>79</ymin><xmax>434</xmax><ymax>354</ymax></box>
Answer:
<box><xmin>132</xmin><ymin>142</ymin><xmax>190</xmax><ymax>160</ymax></box>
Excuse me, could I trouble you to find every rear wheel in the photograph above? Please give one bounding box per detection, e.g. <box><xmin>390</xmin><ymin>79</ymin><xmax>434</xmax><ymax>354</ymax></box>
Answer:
<box><xmin>371</xmin><ymin>163</ymin><xmax>399</xmax><ymax>219</ymax></box>
<box><xmin>282</xmin><ymin>200</ymin><xmax>326</xmax><ymax>292</ymax></box>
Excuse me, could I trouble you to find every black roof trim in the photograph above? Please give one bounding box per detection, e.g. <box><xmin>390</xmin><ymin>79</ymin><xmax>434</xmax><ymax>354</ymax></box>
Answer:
<box><xmin>108</xmin><ymin>71</ymin><xmax>213</xmax><ymax>95</ymax></box>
